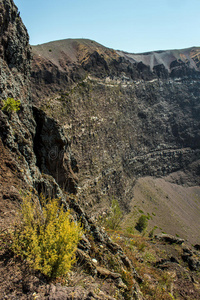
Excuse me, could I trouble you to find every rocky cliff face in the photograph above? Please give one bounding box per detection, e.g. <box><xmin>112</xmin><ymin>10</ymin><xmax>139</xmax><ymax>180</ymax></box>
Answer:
<box><xmin>31</xmin><ymin>40</ymin><xmax>200</xmax><ymax>220</ymax></box>
<box><xmin>0</xmin><ymin>0</ymin><xmax>79</xmax><ymax>197</ymax></box>
<box><xmin>0</xmin><ymin>0</ymin><xmax>36</xmax><ymax>211</ymax></box>
<box><xmin>0</xmin><ymin>0</ymin><xmax>31</xmax><ymax>101</ymax></box>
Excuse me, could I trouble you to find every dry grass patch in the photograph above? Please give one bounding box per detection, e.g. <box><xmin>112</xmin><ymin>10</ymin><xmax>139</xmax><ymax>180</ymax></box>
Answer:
<box><xmin>107</xmin><ymin>230</ymin><xmax>176</xmax><ymax>299</ymax></box>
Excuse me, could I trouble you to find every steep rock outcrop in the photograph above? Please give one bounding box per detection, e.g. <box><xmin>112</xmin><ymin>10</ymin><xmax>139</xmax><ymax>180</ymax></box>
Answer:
<box><xmin>33</xmin><ymin>106</ymin><xmax>78</xmax><ymax>194</ymax></box>
<box><xmin>0</xmin><ymin>0</ymin><xmax>31</xmax><ymax>99</ymax></box>
<box><xmin>0</xmin><ymin>0</ymin><xmax>78</xmax><ymax>196</ymax></box>
<box><xmin>0</xmin><ymin>0</ymin><xmax>37</xmax><ymax>189</ymax></box>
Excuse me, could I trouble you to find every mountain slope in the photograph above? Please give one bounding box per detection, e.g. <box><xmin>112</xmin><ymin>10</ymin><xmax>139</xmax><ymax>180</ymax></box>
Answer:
<box><xmin>31</xmin><ymin>39</ymin><xmax>200</xmax><ymax>97</ymax></box>
<box><xmin>117</xmin><ymin>46</ymin><xmax>200</xmax><ymax>73</ymax></box>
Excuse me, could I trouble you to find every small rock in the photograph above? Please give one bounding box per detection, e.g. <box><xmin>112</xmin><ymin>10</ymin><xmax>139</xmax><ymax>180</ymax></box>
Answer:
<box><xmin>92</xmin><ymin>258</ymin><xmax>98</xmax><ymax>264</ymax></box>
<box><xmin>155</xmin><ymin>234</ymin><xmax>184</xmax><ymax>244</ymax></box>
<box><xmin>96</xmin><ymin>266</ymin><xmax>121</xmax><ymax>279</ymax></box>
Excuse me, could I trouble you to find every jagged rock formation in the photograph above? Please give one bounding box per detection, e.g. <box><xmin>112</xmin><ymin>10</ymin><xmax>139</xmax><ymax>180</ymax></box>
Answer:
<box><xmin>0</xmin><ymin>0</ymin><xmax>31</xmax><ymax>100</ymax></box>
<box><xmin>0</xmin><ymin>0</ymin><xmax>37</xmax><ymax>209</ymax></box>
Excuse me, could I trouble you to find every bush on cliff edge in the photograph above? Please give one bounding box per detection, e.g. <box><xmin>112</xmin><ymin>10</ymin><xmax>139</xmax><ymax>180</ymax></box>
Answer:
<box><xmin>12</xmin><ymin>193</ymin><xmax>82</xmax><ymax>279</ymax></box>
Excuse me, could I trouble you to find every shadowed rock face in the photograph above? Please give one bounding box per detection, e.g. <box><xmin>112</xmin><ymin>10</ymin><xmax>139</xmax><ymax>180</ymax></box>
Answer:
<box><xmin>33</xmin><ymin>106</ymin><xmax>78</xmax><ymax>194</ymax></box>
<box><xmin>30</xmin><ymin>39</ymin><xmax>200</xmax><ymax>212</ymax></box>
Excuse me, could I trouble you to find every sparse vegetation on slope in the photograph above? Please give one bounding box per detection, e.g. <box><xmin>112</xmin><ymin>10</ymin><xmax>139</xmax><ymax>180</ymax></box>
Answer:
<box><xmin>108</xmin><ymin>229</ymin><xmax>200</xmax><ymax>299</ymax></box>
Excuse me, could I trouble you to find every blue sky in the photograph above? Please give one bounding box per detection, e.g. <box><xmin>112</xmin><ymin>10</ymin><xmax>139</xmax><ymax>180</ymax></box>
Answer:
<box><xmin>14</xmin><ymin>0</ymin><xmax>200</xmax><ymax>53</ymax></box>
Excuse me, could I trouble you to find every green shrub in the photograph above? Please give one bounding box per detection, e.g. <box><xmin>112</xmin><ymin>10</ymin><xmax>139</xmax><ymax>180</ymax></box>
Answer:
<box><xmin>148</xmin><ymin>226</ymin><xmax>158</xmax><ymax>238</ymax></box>
<box><xmin>12</xmin><ymin>194</ymin><xmax>82</xmax><ymax>279</ymax></box>
<box><xmin>1</xmin><ymin>97</ymin><xmax>21</xmax><ymax>112</ymax></box>
<box><xmin>135</xmin><ymin>215</ymin><xmax>148</xmax><ymax>233</ymax></box>
<box><xmin>105</xmin><ymin>198</ymin><xmax>123</xmax><ymax>230</ymax></box>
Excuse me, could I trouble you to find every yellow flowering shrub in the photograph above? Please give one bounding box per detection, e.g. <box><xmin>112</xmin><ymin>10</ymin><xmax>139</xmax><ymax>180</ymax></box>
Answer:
<box><xmin>12</xmin><ymin>194</ymin><xmax>82</xmax><ymax>278</ymax></box>
<box><xmin>1</xmin><ymin>97</ymin><xmax>21</xmax><ymax>112</ymax></box>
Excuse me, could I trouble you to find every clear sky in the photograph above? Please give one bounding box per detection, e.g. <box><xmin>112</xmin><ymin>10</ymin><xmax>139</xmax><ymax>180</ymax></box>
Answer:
<box><xmin>14</xmin><ymin>0</ymin><xmax>200</xmax><ymax>53</ymax></box>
